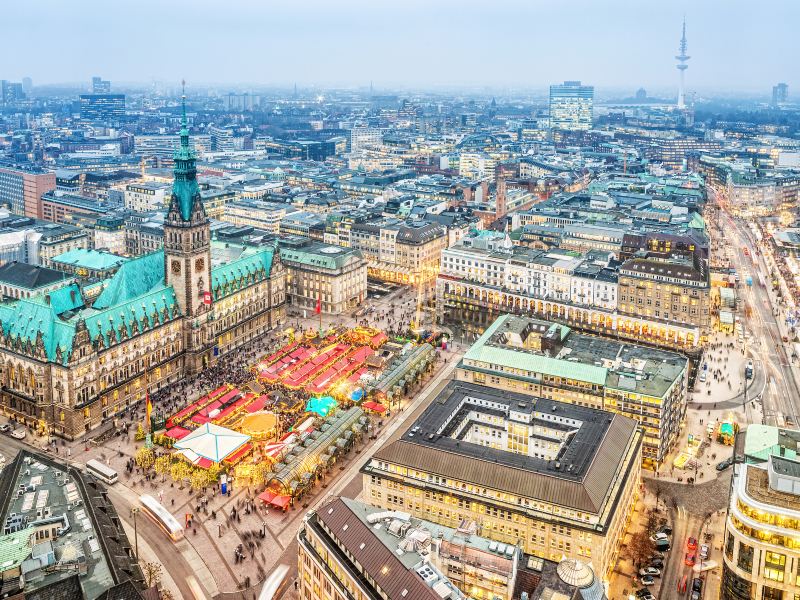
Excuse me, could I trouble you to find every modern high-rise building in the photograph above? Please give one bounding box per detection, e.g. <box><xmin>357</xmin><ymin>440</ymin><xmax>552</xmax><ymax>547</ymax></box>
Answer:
<box><xmin>721</xmin><ymin>425</ymin><xmax>800</xmax><ymax>600</ymax></box>
<box><xmin>772</xmin><ymin>82</ymin><xmax>789</xmax><ymax>106</ymax></box>
<box><xmin>91</xmin><ymin>76</ymin><xmax>111</xmax><ymax>93</ymax></box>
<box><xmin>208</xmin><ymin>124</ymin><xmax>236</xmax><ymax>152</ymax></box>
<box><xmin>0</xmin><ymin>80</ymin><xmax>25</xmax><ymax>104</ymax></box>
<box><xmin>348</xmin><ymin>127</ymin><xmax>383</xmax><ymax>153</ymax></box>
<box><xmin>21</xmin><ymin>77</ymin><xmax>33</xmax><ymax>95</ymax></box>
<box><xmin>79</xmin><ymin>94</ymin><xmax>125</xmax><ymax>123</ymax></box>
<box><xmin>0</xmin><ymin>166</ymin><xmax>56</xmax><ymax>218</ymax></box>
<box><xmin>549</xmin><ymin>81</ymin><xmax>594</xmax><ymax>131</ymax></box>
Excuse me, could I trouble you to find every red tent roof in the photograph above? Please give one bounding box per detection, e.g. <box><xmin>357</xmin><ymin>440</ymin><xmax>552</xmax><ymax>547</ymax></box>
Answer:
<box><xmin>258</xmin><ymin>489</ymin><xmax>276</xmax><ymax>503</ymax></box>
<box><xmin>165</xmin><ymin>426</ymin><xmax>191</xmax><ymax>440</ymax></box>
<box><xmin>270</xmin><ymin>495</ymin><xmax>292</xmax><ymax>509</ymax></box>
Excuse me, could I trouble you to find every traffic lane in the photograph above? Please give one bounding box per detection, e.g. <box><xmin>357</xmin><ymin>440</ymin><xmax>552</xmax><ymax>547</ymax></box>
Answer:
<box><xmin>106</xmin><ymin>485</ymin><xmax>197</xmax><ymax>600</ymax></box>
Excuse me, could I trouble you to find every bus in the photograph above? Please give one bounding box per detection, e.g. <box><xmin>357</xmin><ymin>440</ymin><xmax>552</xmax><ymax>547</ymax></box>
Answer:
<box><xmin>258</xmin><ymin>565</ymin><xmax>290</xmax><ymax>600</ymax></box>
<box><xmin>85</xmin><ymin>459</ymin><xmax>118</xmax><ymax>485</ymax></box>
<box><xmin>139</xmin><ymin>494</ymin><xmax>184</xmax><ymax>541</ymax></box>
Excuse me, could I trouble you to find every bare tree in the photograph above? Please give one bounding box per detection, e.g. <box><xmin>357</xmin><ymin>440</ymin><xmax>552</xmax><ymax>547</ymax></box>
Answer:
<box><xmin>644</xmin><ymin>510</ymin><xmax>659</xmax><ymax>536</ymax></box>
<box><xmin>159</xmin><ymin>589</ymin><xmax>175</xmax><ymax>600</ymax></box>
<box><xmin>629</xmin><ymin>531</ymin><xmax>656</xmax><ymax>569</ymax></box>
<box><xmin>142</xmin><ymin>561</ymin><xmax>163</xmax><ymax>588</ymax></box>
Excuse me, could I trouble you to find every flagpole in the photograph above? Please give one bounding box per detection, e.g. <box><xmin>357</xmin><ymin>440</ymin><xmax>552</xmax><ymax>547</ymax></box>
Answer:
<box><xmin>144</xmin><ymin>368</ymin><xmax>153</xmax><ymax>449</ymax></box>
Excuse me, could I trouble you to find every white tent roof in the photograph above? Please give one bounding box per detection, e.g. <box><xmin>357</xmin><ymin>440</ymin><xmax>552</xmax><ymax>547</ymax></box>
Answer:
<box><xmin>174</xmin><ymin>423</ymin><xmax>251</xmax><ymax>463</ymax></box>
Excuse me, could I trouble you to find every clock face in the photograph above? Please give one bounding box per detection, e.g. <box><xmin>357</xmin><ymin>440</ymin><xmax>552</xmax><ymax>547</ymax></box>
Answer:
<box><xmin>195</xmin><ymin>258</ymin><xmax>205</xmax><ymax>272</ymax></box>
<box><xmin>171</xmin><ymin>260</ymin><xmax>182</xmax><ymax>274</ymax></box>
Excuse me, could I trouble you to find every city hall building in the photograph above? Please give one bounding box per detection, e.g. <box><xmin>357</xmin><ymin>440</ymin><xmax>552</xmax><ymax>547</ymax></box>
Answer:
<box><xmin>362</xmin><ymin>380</ymin><xmax>642</xmax><ymax>582</ymax></box>
<box><xmin>0</xmin><ymin>104</ymin><xmax>286</xmax><ymax>438</ymax></box>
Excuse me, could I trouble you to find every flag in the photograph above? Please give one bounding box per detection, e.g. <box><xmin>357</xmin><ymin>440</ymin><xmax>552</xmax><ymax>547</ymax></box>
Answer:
<box><xmin>145</xmin><ymin>392</ymin><xmax>152</xmax><ymax>427</ymax></box>
<box><xmin>315</xmin><ymin>296</ymin><xmax>321</xmax><ymax>314</ymax></box>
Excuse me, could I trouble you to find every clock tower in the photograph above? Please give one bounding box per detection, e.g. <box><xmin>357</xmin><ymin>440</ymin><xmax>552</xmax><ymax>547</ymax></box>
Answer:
<box><xmin>164</xmin><ymin>84</ymin><xmax>214</xmax><ymax>373</ymax></box>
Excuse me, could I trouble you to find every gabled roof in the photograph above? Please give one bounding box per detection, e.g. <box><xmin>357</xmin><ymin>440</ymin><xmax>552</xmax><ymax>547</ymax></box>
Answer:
<box><xmin>0</xmin><ymin>297</ymin><xmax>77</xmax><ymax>364</ymax></box>
<box><xmin>211</xmin><ymin>247</ymin><xmax>274</xmax><ymax>300</ymax></box>
<box><xmin>84</xmin><ymin>284</ymin><xmax>178</xmax><ymax>347</ymax></box>
<box><xmin>93</xmin><ymin>251</ymin><xmax>165</xmax><ymax>309</ymax></box>
<box><xmin>48</xmin><ymin>283</ymin><xmax>83</xmax><ymax>315</ymax></box>
<box><xmin>0</xmin><ymin>262</ymin><xmax>69</xmax><ymax>291</ymax></box>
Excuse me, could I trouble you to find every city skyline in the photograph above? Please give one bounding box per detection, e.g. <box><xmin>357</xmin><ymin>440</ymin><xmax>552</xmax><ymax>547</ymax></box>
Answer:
<box><xmin>3</xmin><ymin>0</ymin><xmax>797</xmax><ymax>92</ymax></box>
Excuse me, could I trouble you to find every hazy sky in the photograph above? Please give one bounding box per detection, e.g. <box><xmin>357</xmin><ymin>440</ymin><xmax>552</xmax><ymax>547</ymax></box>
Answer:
<box><xmin>3</xmin><ymin>0</ymin><xmax>797</xmax><ymax>92</ymax></box>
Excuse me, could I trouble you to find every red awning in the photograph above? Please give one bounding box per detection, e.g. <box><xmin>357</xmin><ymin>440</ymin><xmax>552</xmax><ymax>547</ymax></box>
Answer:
<box><xmin>195</xmin><ymin>457</ymin><xmax>213</xmax><ymax>469</ymax></box>
<box><xmin>363</xmin><ymin>401</ymin><xmax>386</xmax><ymax>413</ymax></box>
<box><xmin>258</xmin><ymin>489</ymin><xmax>277</xmax><ymax>504</ymax></box>
<box><xmin>270</xmin><ymin>495</ymin><xmax>292</xmax><ymax>509</ymax></box>
<box><xmin>223</xmin><ymin>443</ymin><xmax>252</xmax><ymax>464</ymax></box>
<box><xmin>165</xmin><ymin>426</ymin><xmax>191</xmax><ymax>440</ymax></box>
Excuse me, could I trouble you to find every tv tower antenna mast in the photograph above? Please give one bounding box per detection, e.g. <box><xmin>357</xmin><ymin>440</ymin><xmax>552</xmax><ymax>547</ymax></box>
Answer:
<box><xmin>676</xmin><ymin>18</ymin><xmax>690</xmax><ymax>109</ymax></box>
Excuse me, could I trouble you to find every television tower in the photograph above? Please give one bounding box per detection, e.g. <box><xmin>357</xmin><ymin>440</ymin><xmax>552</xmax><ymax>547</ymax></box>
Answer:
<box><xmin>676</xmin><ymin>18</ymin><xmax>690</xmax><ymax>109</ymax></box>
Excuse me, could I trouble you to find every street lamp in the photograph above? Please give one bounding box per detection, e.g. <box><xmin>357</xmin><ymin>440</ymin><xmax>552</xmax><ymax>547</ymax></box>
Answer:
<box><xmin>131</xmin><ymin>507</ymin><xmax>140</xmax><ymax>561</ymax></box>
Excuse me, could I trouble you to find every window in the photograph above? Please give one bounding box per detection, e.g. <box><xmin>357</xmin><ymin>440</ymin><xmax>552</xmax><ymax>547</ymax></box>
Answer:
<box><xmin>764</xmin><ymin>551</ymin><xmax>786</xmax><ymax>582</ymax></box>
<box><xmin>737</xmin><ymin>542</ymin><xmax>753</xmax><ymax>574</ymax></box>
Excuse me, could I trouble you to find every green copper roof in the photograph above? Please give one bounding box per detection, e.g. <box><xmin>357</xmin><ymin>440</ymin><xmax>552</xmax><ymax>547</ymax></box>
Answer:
<box><xmin>171</xmin><ymin>93</ymin><xmax>201</xmax><ymax>221</ymax></box>
<box><xmin>51</xmin><ymin>248</ymin><xmax>128</xmax><ymax>272</ymax></box>
<box><xmin>93</xmin><ymin>250</ymin><xmax>165</xmax><ymax>309</ymax></box>
<box><xmin>211</xmin><ymin>247</ymin><xmax>275</xmax><ymax>300</ymax></box>
<box><xmin>84</xmin><ymin>283</ymin><xmax>178</xmax><ymax>346</ymax></box>
<box><xmin>48</xmin><ymin>283</ymin><xmax>83</xmax><ymax>315</ymax></box>
<box><xmin>279</xmin><ymin>245</ymin><xmax>360</xmax><ymax>271</ymax></box>
<box><xmin>0</xmin><ymin>527</ymin><xmax>34</xmax><ymax>571</ymax></box>
<box><xmin>0</xmin><ymin>296</ymin><xmax>77</xmax><ymax>364</ymax></box>
<box><xmin>463</xmin><ymin>315</ymin><xmax>607</xmax><ymax>386</ymax></box>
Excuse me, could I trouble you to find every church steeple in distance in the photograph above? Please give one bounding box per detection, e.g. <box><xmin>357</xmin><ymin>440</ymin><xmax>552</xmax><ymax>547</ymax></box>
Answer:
<box><xmin>169</xmin><ymin>80</ymin><xmax>206</xmax><ymax>223</ymax></box>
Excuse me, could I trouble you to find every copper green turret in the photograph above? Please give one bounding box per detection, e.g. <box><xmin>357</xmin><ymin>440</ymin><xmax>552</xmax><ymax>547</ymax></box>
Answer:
<box><xmin>170</xmin><ymin>88</ymin><xmax>201</xmax><ymax>222</ymax></box>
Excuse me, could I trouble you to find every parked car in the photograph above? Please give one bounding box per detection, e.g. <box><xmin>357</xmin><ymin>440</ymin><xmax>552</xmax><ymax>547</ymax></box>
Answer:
<box><xmin>636</xmin><ymin>588</ymin><xmax>654</xmax><ymax>600</ymax></box>
<box><xmin>692</xmin><ymin>578</ymin><xmax>703</xmax><ymax>592</ymax></box>
<box><xmin>640</xmin><ymin>575</ymin><xmax>655</xmax><ymax>586</ymax></box>
<box><xmin>691</xmin><ymin>592</ymin><xmax>700</xmax><ymax>600</ymax></box>
<box><xmin>655</xmin><ymin>541</ymin><xmax>671</xmax><ymax>552</ymax></box>
<box><xmin>10</xmin><ymin>428</ymin><xmax>26</xmax><ymax>440</ymax></box>
<box><xmin>685</xmin><ymin>552</ymin><xmax>696</xmax><ymax>567</ymax></box>
<box><xmin>716</xmin><ymin>457</ymin><xmax>733</xmax><ymax>471</ymax></box>
<box><xmin>699</xmin><ymin>544</ymin><xmax>710</xmax><ymax>560</ymax></box>
<box><xmin>0</xmin><ymin>423</ymin><xmax>10</xmax><ymax>433</ymax></box>
<box><xmin>649</xmin><ymin>559</ymin><xmax>664</xmax><ymax>569</ymax></box>
<box><xmin>650</xmin><ymin>532</ymin><xmax>669</xmax><ymax>543</ymax></box>
<box><xmin>657</xmin><ymin>524</ymin><xmax>673</xmax><ymax>535</ymax></box>
<box><xmin>639</xmin><ymin>567</ymin><xmax>661</xmax><ymax>577</ymax></box>
<box><xmin>687</xmin><ymin>536</ymin><xmax>698</xmax><ymax>551</ymax></box>
<box><xmin>649</xmin><ymin>551</ymin><xmax>665</xmax><ymax>561</ymax></box>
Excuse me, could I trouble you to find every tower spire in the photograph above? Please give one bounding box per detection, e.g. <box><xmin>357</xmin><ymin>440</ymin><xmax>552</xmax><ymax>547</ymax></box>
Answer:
<box><xmin>170</xmin><ymin>79</ymin><xmax>202</xmax><ymax>222</ymax></box>
<box><xmin>180</xmin><ymin>79</ymin><xmax>189</xmax><ymax>149</ymax></box>
<box><xmin>675</xmin><ymin>18</ymin><xmax>690</xmax><ymax>110</ymax></box>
